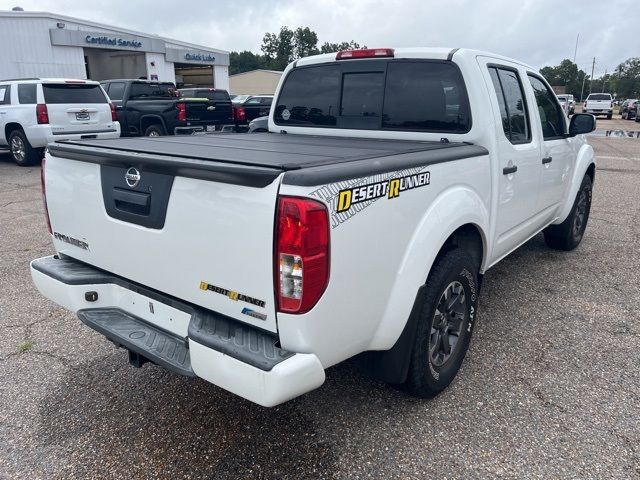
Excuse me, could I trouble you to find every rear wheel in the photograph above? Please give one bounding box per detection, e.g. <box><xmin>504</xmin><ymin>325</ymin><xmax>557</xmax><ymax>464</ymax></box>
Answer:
<box><xmin>543</xmin><ymin>174</ymin><xmax>592</xmax><ymax>251</ymax></box>
<box><xmin>8</xmin><ymin>129</ymin><xmax>42</xmax><ymax>166</ymax></box>
<box><xmin>405</xmin><ymin>248</ymin><xmax>479</xmax><ymax>398</ymax></box>
<box><xmin>607</xmin><ymin>113</ymin><xmax>613</xmax><ymax>120</ymax></box>
<box><xmin>144</xmin><ymin>124</ymin><xmax>165</xmax><ymax>137</ymax></box>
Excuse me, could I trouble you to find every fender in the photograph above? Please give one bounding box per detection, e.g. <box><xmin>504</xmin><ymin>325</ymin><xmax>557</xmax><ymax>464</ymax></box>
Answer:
<box><xmin>553</xmin><ymin>142</ymin><xmax>595</xmax><ymax>224</ymax></box>
<box><xmin>139</xmin><ymin>114</ymin><xmax>167</xmax><ymax>134</ymax></box>
<box><xmin>367</xmin><ymin>185</ymin><xmax>489</xmax><ymax>352</ymax></box>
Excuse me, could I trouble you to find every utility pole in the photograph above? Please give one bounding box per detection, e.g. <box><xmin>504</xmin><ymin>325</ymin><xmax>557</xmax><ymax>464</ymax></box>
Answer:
<box><xmin>580</xmin><ymin>72</ymin><xmax>587</xmax><ymax>103</ymax></box>
<box><xmin>589</xmin><ymin>57</ymin><xmax>595</xmax><ymax>95</ymax></box>
<box><xmin>573</xmin><ymin>34</ymin><xmax>579</xmax><ymax>63</ymax></box>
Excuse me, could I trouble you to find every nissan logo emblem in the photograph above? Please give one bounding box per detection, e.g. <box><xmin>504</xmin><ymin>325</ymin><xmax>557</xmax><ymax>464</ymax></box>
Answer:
<box><xmin>125</xmin><ymin>167</ymin><xmax>141</xmax><ymax>188</ymax></box>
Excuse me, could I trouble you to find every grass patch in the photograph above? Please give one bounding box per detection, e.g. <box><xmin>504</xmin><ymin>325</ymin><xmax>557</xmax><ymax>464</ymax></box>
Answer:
<box><xmin>18</xmin><ymin>340</ymin><xmax>34</xmax><ymax>353</ymax></box>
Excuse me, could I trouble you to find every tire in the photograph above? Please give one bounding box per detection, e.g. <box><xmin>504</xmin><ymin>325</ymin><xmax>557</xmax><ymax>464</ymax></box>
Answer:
<box><xmin>635</xmin><ymin>116</ymin><xmax>640</xmax><ymax>123</ymax></box>
<box><xmin>543</xmin><ymin>174</ymin><xmax>592</xmax><ymax>251</ymax></box>
<box><xmin>606</xmin><ymin>113</ymin><xmax>612</xmax><ymax>120</ymax></box>
<box><xmin>8</xmin><ymin>129</ymin><xmax>42</xmax><ymax>166</ymax></box>
<box><xmin>404</xmin><ymin>248</ymin><xmax>479</xmax><ymax>398</ymax></box>
<box><xmin>144</xmin><ymin>124</ymin><xmax>165</xmax><ymax>137</ymax></box>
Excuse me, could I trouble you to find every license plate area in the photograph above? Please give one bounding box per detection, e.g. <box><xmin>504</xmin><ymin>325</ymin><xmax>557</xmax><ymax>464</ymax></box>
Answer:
<box><xmin>75</xmin><ymin>112</ymin><xmax>90</xmax><ymax>121</ymax></box>
<box><xmin>206</xmin><ymin>125</ymin><xmax>216</xmax><ymax>132</ymax></box>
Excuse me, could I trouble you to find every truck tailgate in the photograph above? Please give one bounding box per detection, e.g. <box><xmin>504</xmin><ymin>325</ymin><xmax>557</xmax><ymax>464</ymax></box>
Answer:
<box><xmin>184</xmin><ymin>98</ymin><xmax>232</xmax><ymax>124</ymax></box>
<box><xmin>44</xmin><ymin>150</ymin><xmax>281</xmax><ymax>332</ymax></box>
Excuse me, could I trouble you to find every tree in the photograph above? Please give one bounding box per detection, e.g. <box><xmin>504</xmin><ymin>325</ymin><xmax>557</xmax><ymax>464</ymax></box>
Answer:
<box><xmin>293</xmin><ymin>27</ymin><xmax>319</xmax><ymax>58</ymax></box>
<box><xmin>228</xmin><ymin>51</ymin><xmax>269</xmax><ymax>76</ymax></box>
<box><xmin>261</xmin><ymin>26</ymin><xmax>295</xmax><ymax>71</ymax></box>
<box><xmin>230</xmin><ymin>26</ymin><xmax>365</xmax><ymax>75</ymax></box>
<box><xmin>320</xmin><ymin>40</ymin><xmax>365</xmax><ymax>54</ymax></box>
<box><xmin>539</xmin><ymin>59</ymin><xmax>588</xmax><ymax>100</ymax></box>
<box><xmin>612</xmin><ymin>57</ymin><xmax>640</xmax><ymax>98</ymax></box>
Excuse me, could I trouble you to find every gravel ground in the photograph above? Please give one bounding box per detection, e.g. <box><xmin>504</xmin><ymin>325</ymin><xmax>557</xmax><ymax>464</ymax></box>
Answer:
<box><xmin>0</xmin><ymin>131</ymin><xmax>639</xmax><ymax>479</ymax></box>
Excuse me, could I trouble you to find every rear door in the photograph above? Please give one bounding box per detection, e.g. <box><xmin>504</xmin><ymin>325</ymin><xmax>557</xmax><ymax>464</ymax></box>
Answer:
<box><xmin>0</xmin><ymin>84</ymin><xmax>9</xmax><ymax>144</ymax></box>
<box><xmin>479</xmin><ymin>58</ymin><xmax>543</xmax><ymax>259</ymax></box>
<box><xmin>43</xmin><ymin>82</ymin><xmax>113</xmax><ymax>135</ymax></box>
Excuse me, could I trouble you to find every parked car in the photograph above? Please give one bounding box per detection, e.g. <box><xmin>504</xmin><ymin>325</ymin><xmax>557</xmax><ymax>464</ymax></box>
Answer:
<box><xmin>232</xmin><ymin>95</ymin><xmax>273</xmax><ymax>132</ymax></box>
<box><xmin>583</xmin><ymin>93</ymin><xmax>613</xmax><ymax>119</ymax></box>
<box><xmin>101</xmin><ymin>79</ymin><xmax>229</xmax><ymax>136</ymax></box>
<box><xmin>557</xmin><ymin>94</ymin><xmax>575</xmax><ymax>114</ymax></box>
<box><xmin>0</xmin><ymin>78</ymin><xmax>120</xmax><ymax>165</ymax></box>
<box><xmin>178</xmin><ymin>88</ymin><xmax>233</xmax><ymax>128</ymax></box>
<box><xmin>620</xmin><ymin>99</ymin><xmax>638</xmax><ymax>120</ymax></box>
<box><xmin>248</xmin><ymin>115</ymin><xmax>268</xmax><ymax>132</ymax></box>
<box><xmin>32</xmin><ymin>47</ymin><xmax>596</xmax><ymax>407</ymax></box>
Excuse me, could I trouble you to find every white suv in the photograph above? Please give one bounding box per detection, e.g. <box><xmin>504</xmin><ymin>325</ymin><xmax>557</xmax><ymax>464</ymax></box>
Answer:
<box><xmin>0</xmin><ymin>79</ymin><xmax>120</xmax><ymax>165</ymax></box>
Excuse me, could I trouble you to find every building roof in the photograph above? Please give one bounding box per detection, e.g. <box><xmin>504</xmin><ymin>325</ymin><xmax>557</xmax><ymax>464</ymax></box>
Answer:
<box><xmin>229</xmin><ymin>69</ymin><xmax>284</xmax><ymax>78</ymax></box>
<box><xmin>0</xmin><ymin>10</ymin><xmax>229</xmax><ymax>55</ymax></box>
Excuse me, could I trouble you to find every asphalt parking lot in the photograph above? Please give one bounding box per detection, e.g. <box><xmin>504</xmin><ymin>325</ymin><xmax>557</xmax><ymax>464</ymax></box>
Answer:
<box><xmin>1</xmin><ymin>124</ymin><xmax>639</xmax><ymax>479</ymax></box>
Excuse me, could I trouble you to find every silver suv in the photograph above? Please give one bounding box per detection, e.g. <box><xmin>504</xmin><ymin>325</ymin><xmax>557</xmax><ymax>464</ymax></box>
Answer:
<box><xmin>0</xmin><ymin>78</ymin><xmax>120</xmax><ymax>165</ymax></box>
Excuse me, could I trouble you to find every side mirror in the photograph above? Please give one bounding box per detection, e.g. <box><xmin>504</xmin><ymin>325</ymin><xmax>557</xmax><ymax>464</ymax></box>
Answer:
<box><xmin>569</xmin><ymin>113</ymin><xmax>596</xmax><ymax>136</ymax></box>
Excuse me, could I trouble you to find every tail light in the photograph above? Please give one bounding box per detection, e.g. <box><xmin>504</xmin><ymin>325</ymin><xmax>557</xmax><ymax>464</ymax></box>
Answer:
<box><xmin>40</xmin><ymin>157</ymin><xmax>52</xmax><ymax>235</ymax></box>
<box><xmin>275</xmin><ymin>196</ymin><xmax>330</xmax><ymax>313</ymax></box>
<box><xmin>336</xmin><ymin>48</ymin><xmax>394</xmax><ymax>60</ymax></box>
<box><xmin>109</xmin><ymin>102</ymin><xmax>117</xmax><ymax>122</ymax></box>
<box><xmin>233</xmin><ymin>106</ymin><xmax>246</xmax><ymax>122</ymax></box>
<box><xmin>36</xmin><ymin>104</ymin><xmax>49</xmax><ymax>124</ymax></box>
<box><xmin>176</xmin><ymin>102</ymin><xmax>187</xmax><ymax>122</ymax></box>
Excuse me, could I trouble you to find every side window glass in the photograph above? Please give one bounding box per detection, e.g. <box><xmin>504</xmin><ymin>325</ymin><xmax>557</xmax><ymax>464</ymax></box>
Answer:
<box><xmin>488</xmin><ymin>67</ymin><xmax>530</xmax><ymax>143</ymax></box>
<box><xmin>261</xmin><ymin>97</ymin><xmax>273</xmax><ymax>106</ymax></box>
<box><xmin>107</xmin><ymin>82</ymin><xmax>125</xmax><ymax>101</ymax></box>
<box><xmin>488</xmin><ymin>68</ymin><xmax>510</xmax><ymax>140</ymax></box>
<box><xmin>18</xmin><ymin>84</ymin><xmax>37</xmax><ymax>104</ymax></box>
<box><xmin>528</xmin><ymin>75</ymin><xmax>565</xmax><ymax>139</ymax></box>
<box><xmin>0</xmin><ymin>85</ymin><xmax>8</xmax><ymax>104</ymax></box>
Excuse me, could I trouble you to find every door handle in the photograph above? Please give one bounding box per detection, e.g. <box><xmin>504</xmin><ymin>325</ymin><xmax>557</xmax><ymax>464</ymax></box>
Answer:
<box><xmin>503</xmin><ymin>165</ymin><xmax>518</xmax><ymax>175</ymax></box>
<box><xmin>542</xmin><ymin>156</ymin><xmax>553</xmax><ymax>164</ymax></box>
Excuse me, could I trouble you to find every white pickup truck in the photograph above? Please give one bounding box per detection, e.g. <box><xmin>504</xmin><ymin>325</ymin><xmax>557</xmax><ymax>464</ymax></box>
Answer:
<box><xmin>31</xmin><ymin>48</ymin><xmax>596</xmax><ymax>407</ymax></box>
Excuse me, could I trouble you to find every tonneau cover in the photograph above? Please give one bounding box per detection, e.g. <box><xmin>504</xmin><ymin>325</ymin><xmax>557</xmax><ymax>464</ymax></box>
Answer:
<box><xmin>49</xmin><ymin>134</ymin><xmax>488</xmax><ymax>187</ymax></box>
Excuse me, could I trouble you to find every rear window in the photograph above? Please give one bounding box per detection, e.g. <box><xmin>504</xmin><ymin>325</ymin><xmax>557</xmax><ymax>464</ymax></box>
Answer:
<box><xmin>181</xmin><ymin>89</ymin><xmax>230</xmax><ymax>101</ymax></box>
<box><xmin>18</xmin><ymin>84</ymin><xmax>37</xmax><ymax>104</ymax></box>
<box><xmin>587</xmin><ymin>94</ymin><xmax>612</xmax><ymax>101</ymax></box>
<box><xmin>129</xmin><ymin>83</ymin><xmax>175</xmax><ymax>99</ymax></box>
<box><xmin>43</xmin><ymin>84</ymin><xmax>107</xmax><ymax>104</ymax></box>
<box><xmin>106</xmin><ymin>82</ymin><xmax>125</xmax><ymax>101</ymax></box>
<box><xmin>274</xmin><ymin>60</ymin><xmax>471</xmax><ymax>133</ymax></box>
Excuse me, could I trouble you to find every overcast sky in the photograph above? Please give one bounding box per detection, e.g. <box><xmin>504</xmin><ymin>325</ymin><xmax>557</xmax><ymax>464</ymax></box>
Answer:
<box><xmin>3</xmin><ymin>0</ymin><xmax>636</xmax><ymax>75</ymax></box>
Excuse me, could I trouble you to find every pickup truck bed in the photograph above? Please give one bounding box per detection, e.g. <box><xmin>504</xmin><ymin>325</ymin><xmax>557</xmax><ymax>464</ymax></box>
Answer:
<box><xmin>49</xmin><ymin>133</ymin><xmax>487</xmax><ymax>187</ymax></box>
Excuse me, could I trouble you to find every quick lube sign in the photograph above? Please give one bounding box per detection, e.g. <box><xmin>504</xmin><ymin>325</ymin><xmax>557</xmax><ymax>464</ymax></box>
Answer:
<box><xmin>185</xmin><ymin>53</ymin><xmax>216</xmax><ymax>62</ymax></box>
<box><xmin>85</xmin><ymin>35</ymin><xmax>142</xmax><ymax>49</ymax></box>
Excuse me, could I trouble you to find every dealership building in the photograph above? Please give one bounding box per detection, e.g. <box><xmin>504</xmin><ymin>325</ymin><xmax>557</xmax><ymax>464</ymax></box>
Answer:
<box><xmin>0</xmin><ymin>9</ymin><xmax>230</xmax><ymax>89</ymax></box>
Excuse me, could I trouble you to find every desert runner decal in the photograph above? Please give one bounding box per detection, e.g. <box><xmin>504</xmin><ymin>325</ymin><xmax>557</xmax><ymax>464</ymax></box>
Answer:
<box><xmin>336</xmin><ymin>171</ymin><xmax>430</xmax><ymax>213</ymax></box>
<box><xmin>199</xmin><ymin>281</ymin><xmax>266</xmax><ymax>308</ymax></box>
<box><xmin>309</xmin><ymin>166</ymin><xmax>430</xmax><ymax>228</ymax></box>
<box><xmin>53</xmin><ymin>232</ymin><xmax>90</xmax><ymax>250</ymax></box>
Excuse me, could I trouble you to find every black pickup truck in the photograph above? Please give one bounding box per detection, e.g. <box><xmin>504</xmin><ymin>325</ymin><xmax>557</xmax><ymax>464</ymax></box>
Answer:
<box><xmin>100</xmin><ymin>80</ymin><xmax>232</xmax><ymax>136</ymax></box>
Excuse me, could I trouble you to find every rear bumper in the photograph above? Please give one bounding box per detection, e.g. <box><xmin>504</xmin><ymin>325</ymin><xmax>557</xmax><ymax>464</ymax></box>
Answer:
<box><xmin>30</xmin><ymin>255</ymin><xmax>325</xmax><ymax>407</ymax></box>
<box><xmin>27</xmin><ymin>123</ymin><xmax>121</xmax><ymax>147</ymax></box>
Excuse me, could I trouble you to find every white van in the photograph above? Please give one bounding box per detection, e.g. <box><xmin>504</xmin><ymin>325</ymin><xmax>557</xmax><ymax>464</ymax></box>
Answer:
<box><xmin>0</xmin><ymin>78</ymin><xmax>120</xmax><ymax>165</ymax></box>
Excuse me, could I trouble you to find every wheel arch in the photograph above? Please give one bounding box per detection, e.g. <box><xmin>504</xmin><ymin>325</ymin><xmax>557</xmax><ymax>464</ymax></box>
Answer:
<box><xmin>5</xmin><ymin>122</ymin><xmax>24</xmax><ymax>141</ymax></box>
<box><xmin>139</xmin><ymin>115</ymin><xmax>167</xmax><ymax>134</ymax></box>
<box><xmin>355</xmin><ymin>187</ymin><xmax>489</xmax><ymax>383</ymax></box>
<box><xmin>554</xmin><ymin>143</ymin><xmax>595</xmax><ymax>224</ymax></box>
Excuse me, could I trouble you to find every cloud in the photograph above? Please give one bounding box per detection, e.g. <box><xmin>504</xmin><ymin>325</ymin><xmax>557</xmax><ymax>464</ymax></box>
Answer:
<box><xmin>4</xmin><ymin>0</ymin><xmax>636</xmax><ymax>73</ymax></box>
